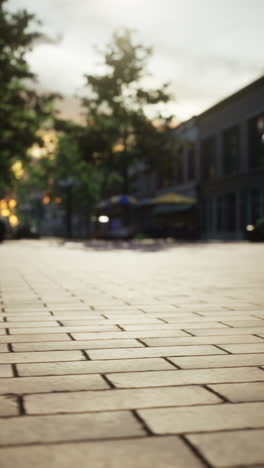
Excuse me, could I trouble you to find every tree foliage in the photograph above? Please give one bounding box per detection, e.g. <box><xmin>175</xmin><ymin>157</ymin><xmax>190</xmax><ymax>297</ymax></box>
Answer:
<box><xmin>81</xmin><ymin>29</ymin><xmax>176</xmax><ymax>194</ymax></box>
<box><xmin>0</xmin><ymin>0</ymin><xmax>59</xmax><ymax>194</ymax></box>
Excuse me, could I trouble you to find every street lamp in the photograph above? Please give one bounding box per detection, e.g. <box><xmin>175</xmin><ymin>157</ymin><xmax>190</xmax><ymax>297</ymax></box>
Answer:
<box><xmin>98</xmin><ymin>215</ymin><xmax>109</xmax><ymax>223</ymax></box>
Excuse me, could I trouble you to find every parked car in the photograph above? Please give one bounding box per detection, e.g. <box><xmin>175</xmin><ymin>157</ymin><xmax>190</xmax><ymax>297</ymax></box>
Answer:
<box><xmin>246</xmin><ymin>218</ymin><xmax>264</xmax><ymax>242</ymax></box>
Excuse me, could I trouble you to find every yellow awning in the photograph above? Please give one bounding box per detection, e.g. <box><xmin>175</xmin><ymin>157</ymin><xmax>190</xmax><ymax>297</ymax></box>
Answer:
<box><xmin>151</xmin><ymin>192</ymin><xmax>197</xmax><ymax>204</ymax></box>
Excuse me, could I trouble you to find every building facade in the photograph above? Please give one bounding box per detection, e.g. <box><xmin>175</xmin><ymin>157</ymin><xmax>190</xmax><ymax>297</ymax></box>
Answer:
<box><xmin>197</xmin><ymin>75</ymin><xmax>264</xmax><ymax>239</ymax></box>
<box><xmin>134</xmin><ymin>75</ymin><xmax>264</xmax><ymax>240</ymax></box>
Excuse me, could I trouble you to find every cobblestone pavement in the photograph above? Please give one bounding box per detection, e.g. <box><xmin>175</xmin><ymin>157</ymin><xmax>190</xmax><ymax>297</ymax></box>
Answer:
<box><xmin>0</xmin><ymin>239</ymin><xmax>264</xmax><ymax>468</ymax></box>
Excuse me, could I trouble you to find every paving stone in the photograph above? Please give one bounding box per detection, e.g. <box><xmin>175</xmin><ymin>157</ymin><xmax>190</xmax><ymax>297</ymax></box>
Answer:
<box><xmin>17</xmin><ymin>357</ymin><xmax>173</xmax><ymax>376</ymax></box>
<box><xmin>2</xmin><ymin>240</ymin><xmax>264</xmax><ymax>466</ymax></box>
<box><xmin>0</xmin><ymin>365</ymin><xmax>13</xmax><ymax>377</ymax></box>
<box><xmin>4</xmin><ymin>308</ymin><xmax>49</xmax><ymax>316</ymax></box>
<box><xmin>0</xmin><ymin>344</ymin><xmax>8</xmax><ymax>352</ymax></box>
<box><xmin>51</xmin><ymin>313</ymin><xmax>106</xmax><ymax>319</ymax></box>
<box><xmin>208</xmin><ymin>382</ymin><xmax>264</xmax><ymax>402</ymax></box>
<box><xmin>0</xmin><ymin>350</ymin><xmax>85</xmax><ymax>363</ymax></box>
<box><xmin>142</xmin><ymin>335</ymin><xmax>263</xmax><ymax>347</ymax></box>
<box><xmin>196</xmin><ymin>312</ymin><xmax>261</xmax><ymax>318</ymax></box>
<box><xmin>72</xmin><ymin>330</ymin><xmax>188</xmax><ymax>340</ymax></box>
<box><xmin>5</xmin><ymin>315</ymin><xmax>55</xmax><ymax>321</ymax></box>
<box><xmin>138</xmin><ymin>402</ymin><xmax>264</xmax><ymax>434</ymax></box>
<box><xmin>122</xmin><ymin>322</ymin><xmax>228</xmax><ymax>330</ymax></box>
<box><xmin>217</xmin><ymin>343</ymin><xmax>264</xmax><ymax>353</ymax></box>
<box><xmin>187</xmin><ymin>429</ymin><xmax>264</xmax><ymax>467</ymax></box>
<box><xmin>0</xmin><ymin>396</ymin><xmax>19</xmax><ymax>416</ymax></box>
<box><xmin>0</xmin><ymin>334</ymin><xmax>71</xmax><ymax>343</ymax></box>
<box><xmin>0</xmin><ymin>374</ymin><xmax>108</xmax><ymax>394</ymax></box>
<box><xmin>107</xmin><ymin>367</ymin><xmax>264</xmax><ymax>388</ymax></box>
<box><xmin>9</xmin><ymin>325</ymin><xmax>119</xmax><ymax>334</ymax></box>
<box><xmin>169</xmin><ymin>353</ymin><xmax>264</xmax><ymax>369</ymax></box>
<box><xmin>221</xmin><ymin>319</ymin><xmax>264</xmax><ymax>327</ymax></box>
<box><xmin>12</xmin><ymin>339</ymin><xmax>144</xmax><ymax>352</ymax></box>
<box><xmin>24</xmin><ymin>385</ymin><xmax>220</xmax><ymax>414</ymax></box>
<box><xmin>0</xmin><ymin>321</ymin><xmax>60</xmax><ymax>328</ymax></box>
<box><xmin>185</xmin><ymin>327</ymin><xmax>264</xmax><ymax>336</ymax></box>
<box><xmin>87</xmin><ymin>345</ymin><xmax>226</xmax><ymax>360</ymax></box>
<box><xmin>0</xmin><ymin>411</ymin><xmax>144</xmax><ymax>445</ymax></box>
<box><xmin>61</xmin><ymin>318</ymin><xmax>162</xmax><ymax>325</ymax></box>
<box><xmin>0</xmin><ymin>436</ymin><xmax>204</xmax><ymax>468</ymax></box>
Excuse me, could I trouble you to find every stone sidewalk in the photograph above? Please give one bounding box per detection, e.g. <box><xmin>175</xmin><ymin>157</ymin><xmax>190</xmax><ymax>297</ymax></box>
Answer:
<box><xmin>0</xmin><ymin>239</ymin><xmax>264</xmax><ymax>468</ymax></box>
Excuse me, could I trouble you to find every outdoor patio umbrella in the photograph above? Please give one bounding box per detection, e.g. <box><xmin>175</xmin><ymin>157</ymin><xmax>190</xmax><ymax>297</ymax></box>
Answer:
<box><xmin>110</xmin><ymin>195</ymin><xmax>137</xmax><ymax>205</ymax></box>
<box><xmin>150</xmin><ymin>192</ymin><xmax>197</xmax><ymax>204</ymax></box>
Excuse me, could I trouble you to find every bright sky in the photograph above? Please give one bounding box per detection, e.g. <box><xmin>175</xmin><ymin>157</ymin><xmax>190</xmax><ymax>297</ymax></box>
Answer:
<box><xmin>8</xmin><ymin>0</ymin><xmax>264</xmax><ymax>122</ymax></box>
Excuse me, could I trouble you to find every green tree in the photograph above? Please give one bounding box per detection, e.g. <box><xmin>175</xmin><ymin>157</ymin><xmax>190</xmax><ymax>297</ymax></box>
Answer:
<box><xmin>0</xmin><ymin>0</ymin><xmax>59</xmax><ymax>195</ymax></box>
<box><xmin>18</xmin><ymin>122</ymin><xmax>104</xmax><ymax>237</ymax></box>
<box><xmin>81</xmin><ymin>29</ymin><xmax>176</xmax><ymax>195</ymax></box>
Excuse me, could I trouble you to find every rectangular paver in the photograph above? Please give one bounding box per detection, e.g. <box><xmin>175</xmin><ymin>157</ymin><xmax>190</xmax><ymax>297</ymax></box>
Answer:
<box><xmin>0</xmin><ymin>365</ymin><xmax>13</xmax><ymax>377</ymax></box>
<box><xmin>0</xmin><ymin>396</ymin><xmax>19</xmax><ymax>416</ymax></box>
<box><xmin>185</xmin><ymin>327</ymin><xmax>264</xmax><ymax>336</ymax></box>
<box><xmin>0</xmin><ymin>374</ymin><xmax>109</xmax><ymax>394</ymax></box>
<box><xmin>12</xmin><ymin>339</ymin><xmax>144</xmax><ymax>352</ymax></box>
<box><xmin>141</xmin><ymin>335</ymin><xmax>263</xmax><ymax>347</ymax></box>
<box><xmin>138</xmin><ymin>402</ymin><xmax>264</xmax><ymax>434</ymax></box>
<box><xmin>187</xmin><ymin>429</ymin><xmax>264</xmax><ymax>467</ymax></box>
<box><xmin>0</xmin><ymin>412</ymin><xmax>145</xmax><ymax>445</ymax></box>
<box><xmin>216</xmin><ymin>342</ymin><xmax>264</xmax><ymax>354</ymax></box>
<box><xmin>106</xmin><ymin>367</ymin><xmax>264</xmax><ymax>388</ymax></box>
<box><xmin>72</xmin><ymin>330</ymin><xmax>189</xmax><ymax>340</ymax></box>
<box><xmin>169</xmin><ymin>353</ymin><xmax>264</xmax><ymax>368</ymax></box>
<box><xmin>24</xmin><ymin>385</ymin><xmax>220</xmax><ymax>414</ymax></box>
<box><xmin>0</xmin><ymin>436</ymin><xmax>204</xmax><ymax>468</ymax></box>
<box><xmin>0</xmin><ymin>350</ymin><xmax>85</xmax><ymax>363</ymax></box>
<box><xmin>87</xmin><ymin>345</ymin><xmax>226</xmax><ymax>360</ymax></box>
<box><xmin>122</xmin><ymin>322</ymin><xmax>228</xmax><ymax>330</ymax></box>
<box><xmin>16</xmin><ymin>357</ymin><xmax>173</xmax><ymax>376</ymax></box>
<box><xmin>208</xmin><ymin>382</ymin><xmax>264</xmax><ymax>402</ymax></box>
<box><xmin>9</xmin><ymin>325</ymin><xmax>119</xmax><ymax>334</ymax></box>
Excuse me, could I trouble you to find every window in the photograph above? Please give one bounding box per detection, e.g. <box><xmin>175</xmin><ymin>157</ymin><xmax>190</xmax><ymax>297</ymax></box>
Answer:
<box><xmin>251</xmin><ymin>190</ymin><xmax>262</xmax><ymax>224</ymax></box>
<box><xmin>239</xmin><ymin>192</ymin><xmax>247</xmax><ymax>230</ymax></box>
<box><xmin>248</xmin><ymin>114</ymin><xmax>264</xmax><ymax>169</ymax></box>
<box><xmin>187</xmin><ymin>144</ymin><xmax>195</xmax><ymax>180</ymax></box>
<box><xmin>225</xmin><ymin>193</ymin><xmax>236</xmax><ymax>232</ymax></box>
<box><xmin>216</xmin><ymin>196</ymin><xmax>223</xmax><ymax>232</ymax></box>
<box><xmin>175</xmin><ymin>148</ymin><xmax>184</xmax><ymax>184</ymax></box>
<box><xmin>206</xmin><ymin>199</ymin><xmax>214</xmax><ymax>232</ymax></box>
<box><xmin>201</xmin><ymin>136</ymin><xmax>217</xmax><ymax>180</ymax></box>
<box><xmin>223</xmin><ymin>125</ymin><xmax>240</xmax><ymax>175</ymax></box>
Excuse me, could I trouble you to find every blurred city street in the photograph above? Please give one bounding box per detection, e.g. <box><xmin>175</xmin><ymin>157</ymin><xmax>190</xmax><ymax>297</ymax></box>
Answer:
<box><xmin>0</xmin><ymin>239</ymin><xmax>264</xmax><ymax>467</ymax></box>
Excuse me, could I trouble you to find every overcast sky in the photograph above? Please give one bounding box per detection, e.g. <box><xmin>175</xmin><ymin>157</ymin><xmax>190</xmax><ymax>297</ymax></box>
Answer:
<box><xmin>8</xmin><ymin>0</ymin><xmax>264</xmax><ymax>122</ymax></box>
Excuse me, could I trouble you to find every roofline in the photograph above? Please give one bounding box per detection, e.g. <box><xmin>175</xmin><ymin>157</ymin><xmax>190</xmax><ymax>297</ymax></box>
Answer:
<box><xmin>198</xmin><ymin>74</ymin><xmax>264</xmax><ymax>119</ymax></box>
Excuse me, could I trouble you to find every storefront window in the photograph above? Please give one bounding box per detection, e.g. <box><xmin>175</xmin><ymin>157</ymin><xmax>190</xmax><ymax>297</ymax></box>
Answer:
<box><xmin>248</xmin><ymin>114</ymin><xmax>264</xmax><ymax>169</ymax></box>
<box><xmin>251</xmin><ymin>190</ymin><xmax>261</xmax><ymax>224</ymax></box>
<box><xmin>201</xmin><ymin>136</ymin><xmax>217</xmax><ymax>180</ymax></box>
<box><xmin>216</xmin><ymin>196</ymin><xmax>223</xmax><ymax>232</ymax></box>
<box><xmin>225</xmin><ymin>193</ymin><xmax>236</xmax><ymax>232</ymax></box>
<box><xmin>223</xmin><ymin>125</ymin><xmax>240</xmax><ymax>175</ymax></box>
<box><xmin>175</xmin><ymin>149</ymin><xmax>184</xmax><ymax>184</ymax></box>
<box><xmin>206</xmin><ymin>198</ymin><xmax>213</xmax><ymax>232</ymax></box>
<box><xmin>239</xmin><ymin>192</ymin><xmax>247</xmax><ymax>230</ymax></box>
<box><xmin>187</xmin><ymin>145</ymin><xmax>195</xmax><ymax>180</ymax></box>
